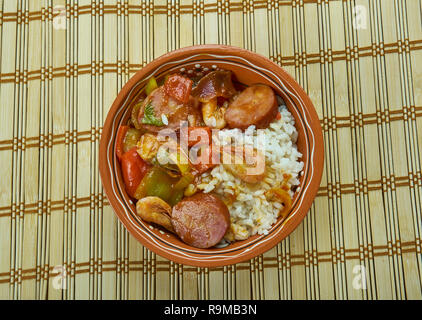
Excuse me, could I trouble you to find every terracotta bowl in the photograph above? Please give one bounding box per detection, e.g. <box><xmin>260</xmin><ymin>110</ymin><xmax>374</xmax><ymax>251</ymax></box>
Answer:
<box><xmin>99</xmin><ymin>45</ymin><xmax>324</xmax><ymax>267</ymax></box>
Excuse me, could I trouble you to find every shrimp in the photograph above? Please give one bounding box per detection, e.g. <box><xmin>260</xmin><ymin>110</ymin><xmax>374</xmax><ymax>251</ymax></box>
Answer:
<box><xmin>201</xmin><ymin>98</ymin><xmax>227</xmax><ymax>129</ymax></box>
<box><xmin>136</xmin><ymin>196</ymin><xmax>175</xmax><ymax>233</ymax></box>
<box><xmin>137</xmin><ymin>133</ymin><xmax>160</xmax><ymax>161</ymax></box>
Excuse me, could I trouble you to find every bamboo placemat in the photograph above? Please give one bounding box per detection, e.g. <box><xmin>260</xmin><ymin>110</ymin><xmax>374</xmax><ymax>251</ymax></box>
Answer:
<box><xmin>0</xmin><ymin>0</ymin><xmax>421</xmax><ymax>300</ymax></box>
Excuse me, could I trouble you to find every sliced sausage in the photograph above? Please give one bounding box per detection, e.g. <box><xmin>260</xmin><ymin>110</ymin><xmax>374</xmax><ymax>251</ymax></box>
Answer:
<box><xmin>171</xmin><ymin>193</ymin><xmax>230</xmax><ymax>248</ymax></box>
<box><xmin>224</xmin><ymin>84</ymin><xmax>278</xmax><ymax>129</ymax></box>
<box><xmin>138</xmin><ymin>87</ymin><xmax>201</xmax><ymax>133</ymax></box>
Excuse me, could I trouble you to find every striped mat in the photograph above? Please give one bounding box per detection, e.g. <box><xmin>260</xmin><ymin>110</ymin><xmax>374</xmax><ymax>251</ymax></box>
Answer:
<box><xmin>0</xmin><ymin>0</ymin><xmax>421</xmax><ymax>300</ymax></box>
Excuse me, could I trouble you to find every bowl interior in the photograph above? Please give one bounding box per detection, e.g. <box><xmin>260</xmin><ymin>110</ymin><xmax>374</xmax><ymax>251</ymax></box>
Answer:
<box><xmin>114</xmin><ymin>63</ymin><xmax>308</xmax><ymax>249</ymax></box>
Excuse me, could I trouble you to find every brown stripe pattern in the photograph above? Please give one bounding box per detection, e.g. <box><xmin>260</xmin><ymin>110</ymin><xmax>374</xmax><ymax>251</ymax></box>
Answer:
<box><xmin>0</xmin><ymin>0</ymin><xmax>421</xmax><ymax>300</ymax></box>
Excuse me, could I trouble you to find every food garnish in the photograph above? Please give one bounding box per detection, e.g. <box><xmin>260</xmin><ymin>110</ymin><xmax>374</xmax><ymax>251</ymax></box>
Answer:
<box><xmin>141</xmin><ymin>103</ymin><xmax>165</xmax><ymax>126</ymax></box>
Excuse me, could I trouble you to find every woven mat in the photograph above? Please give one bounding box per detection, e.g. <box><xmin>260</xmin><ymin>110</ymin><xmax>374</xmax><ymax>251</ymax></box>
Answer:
<box><xmin>1</xmin><ymin>0</ymin><xmax>421</xmax><ymax>300</ymax></box>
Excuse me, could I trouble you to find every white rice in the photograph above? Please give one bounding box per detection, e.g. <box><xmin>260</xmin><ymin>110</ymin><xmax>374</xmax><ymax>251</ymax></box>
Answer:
<box><xmin>197</xmin><ymin>104</ymin><xmax>304</xmax><ymax>241</ymax></box>
<box><xmin>161</xmin><ymin>113</ymin><xmax>169</xmax><ymax>125</ymax></box>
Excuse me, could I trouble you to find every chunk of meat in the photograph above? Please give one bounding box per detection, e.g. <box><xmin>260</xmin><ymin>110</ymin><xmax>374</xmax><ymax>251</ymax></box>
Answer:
<box><xmin>224</xmin><ymin>84</ymin><xmax>278</xmax><ymax>129</ymax></box>
<box><xmin>171</xmin><ymin>193</ymin><xmax>230</xmax><ymax>248</ymax></box>
<box><xmin>191</xmin><ymin>70</ymin><xmax>237</xmax><ymax>102</ymax></box>
<box><xmin>221</xmin><ymin>145</ymin><xmax>266</xmax><ymax>184</ymax></box>
<box><xmin>137</xmin><ymin>87</ymin><xmax>201</xmax><ymax>133</ymax></box>
<box><xmin>164</xmin><ymin>74</ymin><xmax>193</xmax><ymax>104</ymax></box>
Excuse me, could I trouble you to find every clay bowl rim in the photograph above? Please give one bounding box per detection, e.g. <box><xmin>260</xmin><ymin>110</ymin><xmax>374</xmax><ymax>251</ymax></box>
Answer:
<box><xmin>99</xmin><ymin>44</ymin><xmax>324</xmax><ymax>267</ymax></box>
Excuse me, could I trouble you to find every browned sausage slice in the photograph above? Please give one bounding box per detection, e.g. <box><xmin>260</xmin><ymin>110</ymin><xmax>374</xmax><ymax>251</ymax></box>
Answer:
<box><xmin>138</xmin><ymin>87</ymin><xmax>201</xmax><ymax>133</ymax></box>
<box><xmin>191</xmin><ymin>70</ymin><xmax>237</xmax><ymax>102</ymax></box>
<box><xmin>224</xmin><ymin>84</ymin><xmax>278</xmax><ymax>129</ymax></box>
<box><xmin>171</xmin><ymin>193</ymin><xmax>230</xmax><ymax>248</ymax></box>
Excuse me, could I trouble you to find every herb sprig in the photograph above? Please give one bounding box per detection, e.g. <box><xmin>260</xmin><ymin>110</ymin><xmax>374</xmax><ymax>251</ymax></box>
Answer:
<box><xmin>141</xmin><ymin>103</ymin><xmax>164</xmax><ymax>127</ymax></box>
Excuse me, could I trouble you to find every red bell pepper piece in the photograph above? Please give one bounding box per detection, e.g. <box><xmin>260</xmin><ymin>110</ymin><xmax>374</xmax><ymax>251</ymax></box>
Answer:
<box><xmin>164</xmin><ymin>74</ymin><xmax>193</xmax><ymax>104</ymax></box>
<box><xmin>121</xmin><ymin>147</ymin><xmax>150</xmax><ymax>197</ymax></box>
<box><xmin>116</xmin><ymin>125</ymin><xmax>129</xmax><ymax>161</ymax></box>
